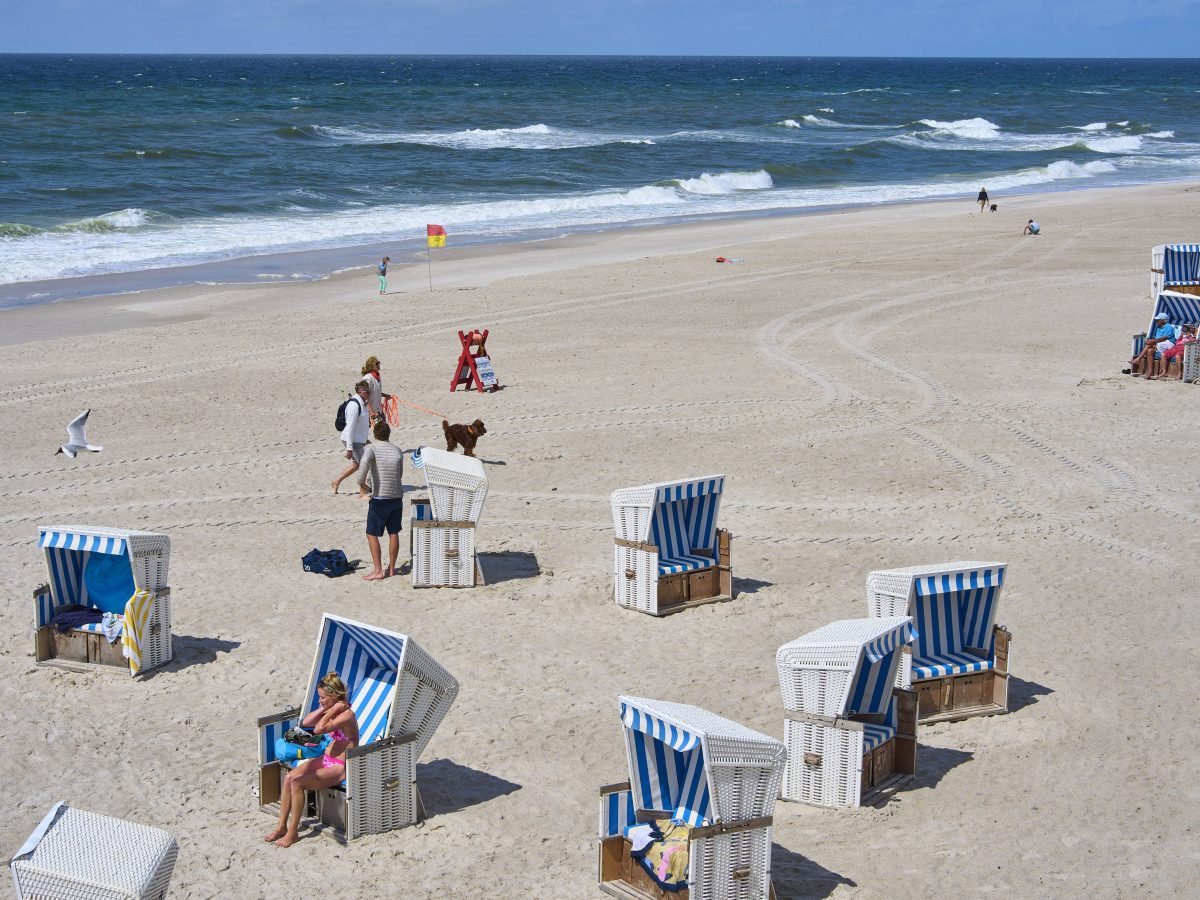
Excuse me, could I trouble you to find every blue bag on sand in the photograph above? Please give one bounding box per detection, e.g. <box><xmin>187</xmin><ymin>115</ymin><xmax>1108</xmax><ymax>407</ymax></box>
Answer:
<box><xmin>274</xmin><ymin>734</ymin><xmax>331</xmax><ymax>762</ymax></box>
<box><xmin>302</xmin><ymin>548</ymin><xmax>349</xmax><ymax>578</ymax></box>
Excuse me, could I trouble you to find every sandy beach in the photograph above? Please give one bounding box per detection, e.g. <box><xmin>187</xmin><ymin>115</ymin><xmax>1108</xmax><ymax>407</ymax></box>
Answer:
<box><xmin>3</xmin><ymin>182</ymin><xmax>1199</xmax><ymax>898</ymax></box>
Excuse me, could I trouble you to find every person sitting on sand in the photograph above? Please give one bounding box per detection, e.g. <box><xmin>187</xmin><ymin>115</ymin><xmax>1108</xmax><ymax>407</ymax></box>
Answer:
<box><xmin>977</xmin><ymin>188</ymin><xmax>989</xmax><ymax>213</ymax></box>
<box><xmin>357</xmin><ymin>418</ymin><xmax>405</xmax><ymax>580</ymax></box>
<box><xmin>361</xmin><ymin>355</ymin><xmax>392</xmax><ymax>423</ymax></box>
<box><xmin>1127</xmin><ymin>312</ymin><xmax>1177</xmax><ymax>377</ymax></box>
<box><xmin>332</xmin><ymin>380</ymin><xmax>371</xmax><ymax>494</ymax></box>
<box><xmin>1023</xmin><ymin>219</ymin><xmax>1040</xmax><ymax>236</ymax></box>
<box><xmin>1155</xmin><ymin>324</ymin><xmax>1196</xmax><ymax>380</ymax></box>
<box><xmin>265</xmin><ymin>672</ymin><xmax>359</xmax><ymax>848</ymax></box>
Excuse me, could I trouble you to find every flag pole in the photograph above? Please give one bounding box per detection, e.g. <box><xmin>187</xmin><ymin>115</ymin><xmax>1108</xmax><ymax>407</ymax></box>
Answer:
<box><xmin>427</xmin><ymin>245</ymin><xmax>433</xmax><ymax>293</ymax></box>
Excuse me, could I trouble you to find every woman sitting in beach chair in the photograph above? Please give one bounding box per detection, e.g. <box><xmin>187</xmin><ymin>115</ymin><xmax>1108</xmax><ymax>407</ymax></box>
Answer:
<box><xmin>265</xmin><ymin>672</ymin><xmax>359</xmax><ymax>848</ymax></box>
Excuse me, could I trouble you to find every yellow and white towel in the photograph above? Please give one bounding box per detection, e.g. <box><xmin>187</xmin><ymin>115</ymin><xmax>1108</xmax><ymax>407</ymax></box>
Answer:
<box><xmin>122</xmin><ymin>588</ymin><xmax>154</xmax><ymax>676</ymax></box>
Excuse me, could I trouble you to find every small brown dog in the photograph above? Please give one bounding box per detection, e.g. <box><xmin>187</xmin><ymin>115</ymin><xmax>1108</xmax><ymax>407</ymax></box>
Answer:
<box><xmin>442</xmin><ymin>419</ymin><xmax>487</xmax><ymax>457</ymax></box>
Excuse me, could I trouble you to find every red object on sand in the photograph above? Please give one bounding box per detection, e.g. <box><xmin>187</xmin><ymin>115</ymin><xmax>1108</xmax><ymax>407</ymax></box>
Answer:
<box><xmin>450</xmin><ymin>328</ymin><xmax>491</xmax><ymax>393</ymax></box>
<box><xmin>715</xmin><ymin>257</ymin><xmax>727</xmax><ymax>263</ymax></box>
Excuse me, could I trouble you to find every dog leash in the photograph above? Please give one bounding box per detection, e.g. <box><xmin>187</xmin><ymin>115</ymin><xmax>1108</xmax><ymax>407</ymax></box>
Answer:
<box><xmin>390</xmin><ymin>397</ymin><xmax>450</xmax><ymax>420</ymax></box>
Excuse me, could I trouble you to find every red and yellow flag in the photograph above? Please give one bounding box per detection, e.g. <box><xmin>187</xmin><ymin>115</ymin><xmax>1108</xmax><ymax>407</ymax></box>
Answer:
<box><xmin>426</xmin><ymin>224</ymin><xmax>447</xmax><ymax>249</ymax></box>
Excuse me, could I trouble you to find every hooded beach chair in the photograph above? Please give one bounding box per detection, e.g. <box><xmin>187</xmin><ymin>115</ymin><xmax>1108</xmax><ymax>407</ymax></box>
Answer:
<box><xmin>10</xmin><ymin>803</ymin><xmax>178</xmax><ymax>900</ymax></box>
<box><xmin>32</xmin><ymin>525</ymin><xmax>172</xmax><ymax>677</ymax></box>
<box><xmin>409</xmin><ymin>446</ymin><xmax>487</xmax><ymax>587</ymax></box>
<box><xmin>598</xmin><ymin>696</ymin><xmax>785</xmax><ymax>900</ymax></box>
<box><xmin>1151</xmin><ymin>243</ymin><xmax>1200</xmax><ymax>298</ymax></box>
<box><xmin>256</xmin><ymin>614</ymin><xmax>459</xmax><ymax>841</ymax></box>
<box><xmin>1130</xmin><ymin>290</ymin><xmax>1200</xmax><ymax>381</ymax></box>
<box><xmin>777</xmin><ymin>617</ymin><xmax>917</xmax><ymax>807</ymax></box>
<box><xmin>867</xmin><ymin>561</ymin><xmax>1011</xmax><ymax>724</ymax></box>
<box><xmin>611</xmin><ymin>476</ymin><xmax>732</xmax><ymax>616</ymax></box>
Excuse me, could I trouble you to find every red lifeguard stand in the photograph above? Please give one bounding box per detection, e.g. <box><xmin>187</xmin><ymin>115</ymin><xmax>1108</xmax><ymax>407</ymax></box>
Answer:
<box><xmin>450</xmin><ymin>329</ymin><xmax>498</xmax><ymax>393</ymax></box>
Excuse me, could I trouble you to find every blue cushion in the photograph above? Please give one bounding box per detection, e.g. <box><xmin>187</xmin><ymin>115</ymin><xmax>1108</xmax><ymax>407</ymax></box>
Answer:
<box><xmin>912</xmin><ymin>651</ymin><xmax>993</xmax><ymax>680</ymax></box>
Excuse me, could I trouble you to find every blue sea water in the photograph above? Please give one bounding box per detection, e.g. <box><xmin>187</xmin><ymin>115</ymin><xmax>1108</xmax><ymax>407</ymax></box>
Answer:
<box><xmin>2</xmin><ymin>55</ymin><xmax>1199</xmax><ymax>302</ymax></box>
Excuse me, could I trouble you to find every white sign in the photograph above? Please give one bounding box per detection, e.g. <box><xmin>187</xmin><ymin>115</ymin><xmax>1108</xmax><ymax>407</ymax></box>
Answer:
<box><xmin>475</xmin><ymin>356</ymin><xmax>497</xmax><ymax>389</ymax></box>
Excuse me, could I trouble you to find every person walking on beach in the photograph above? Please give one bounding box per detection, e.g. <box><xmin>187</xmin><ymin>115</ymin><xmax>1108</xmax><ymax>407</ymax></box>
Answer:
<box><xmin>977</xmin><ymin>187</ymin><xmax>989</xmax><ymax>213</ymax></box>
<box><xmin>377</xmin><ymin>256</ymin><xmax>390</xmax><ymax>295</ymax></box>
<box><xmin>357</xmin><ymin>418</ymin><xmax>405</xmax><ymax>580</ymax></box>
<box><xmin>332</xmin><ymin>380</ymin><xmax>371</xmax><ymax>494</ymax></box>
<box><xmin>1023</xmin><ymin>219</ymin><xmax>1040</xmax><ymax>236</ymax></box>
<box><xmin>361</xmin><ymin>355</ymin><xmax>392</xmax><ymax>423</ymax></box>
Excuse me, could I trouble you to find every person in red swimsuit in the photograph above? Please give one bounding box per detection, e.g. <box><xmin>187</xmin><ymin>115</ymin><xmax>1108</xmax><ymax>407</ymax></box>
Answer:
<box><xmin>265</xmin><ymin>672</ymin><xmax>359</xmax><ymax>848</ymax></box>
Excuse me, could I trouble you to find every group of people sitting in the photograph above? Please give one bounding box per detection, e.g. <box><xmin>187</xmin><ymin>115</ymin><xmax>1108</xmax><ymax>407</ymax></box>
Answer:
<box><xmin>1127</xmin><ymin>312</ymin><xmax>1197</xmax><ymax>380</ymax></box>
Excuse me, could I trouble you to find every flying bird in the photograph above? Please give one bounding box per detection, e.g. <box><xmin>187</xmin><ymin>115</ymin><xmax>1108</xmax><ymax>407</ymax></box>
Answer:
<box><xmin>56</xmin><ymin>409</ymin><xmax>103</xmax><ymax>458</ymax></box>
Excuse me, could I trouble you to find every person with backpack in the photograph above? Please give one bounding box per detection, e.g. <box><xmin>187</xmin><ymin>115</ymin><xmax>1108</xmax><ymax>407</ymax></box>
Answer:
<box><xmin>331</xmin><ymin>380</ymin><xmax>371</xmax><ymax>494</ymax></box>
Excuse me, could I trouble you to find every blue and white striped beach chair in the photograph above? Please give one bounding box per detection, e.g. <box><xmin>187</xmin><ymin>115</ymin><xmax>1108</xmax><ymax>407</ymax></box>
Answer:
<box><xmin>867</xmin><ymin>562</ymin><xmax>1011</xmax><ymax>724</ymax></box>
<box><xmin>410</xmin><ymin>446</ymin><xmax>487</xmax><ymax>588</ymax></box>
<box><xmin>1130</xmin><ymin>291</ymin><xmax>1200</xmax><ymax>381</ymax></box>
<box><xmin>33</xmin><ymin>525</ymin><xmax>172</xmax><ymax>677</ymax></box>
<box><xmin>1151</xmin><ymin>243</ymin><xmax>1200</xmax><ymax>299</ymax></box>
<box><xmin>777</xmin><ymin>617</ymin><xmax>917</xmax><ymax>807</ymax></box>
<box><xmin>610</xmin><ymin>476</ymin><xmax>732</xmax><ymax>616</ymax></box>
<box><xmin>256</xmin><ymin>614</ymin><xmax>459</xmax><ymax>841</ymax></box>
<box><xmin>598</xmin><ymin>696</ymin><xmax>785</xmax><ymax>900</ymax></box>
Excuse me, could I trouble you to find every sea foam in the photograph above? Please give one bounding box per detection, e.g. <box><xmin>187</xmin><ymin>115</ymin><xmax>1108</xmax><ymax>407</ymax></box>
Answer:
<box><xmin>916</xmin><ymin>118</ymin><xmax>1001</xmax><ymax>139</ymax></box>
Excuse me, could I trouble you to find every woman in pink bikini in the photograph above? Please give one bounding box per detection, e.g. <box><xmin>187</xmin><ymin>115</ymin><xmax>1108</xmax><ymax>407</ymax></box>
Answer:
<box><xmin>265</xmin><ymin>672</ymin><xmax>359</xmax><ymax>848</ymax></box>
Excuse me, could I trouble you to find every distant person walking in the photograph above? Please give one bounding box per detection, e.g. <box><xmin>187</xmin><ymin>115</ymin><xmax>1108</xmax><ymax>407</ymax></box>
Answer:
<box><xmin>977</xmin><ymin>188</ymin><xmax>989</xmax><ymax>214</ymax></box>
<box><xmin>377</xmin><ymin>256</ymin><xmax>390</xmax><ymax>295</ymax></box>
<box><xmin>1023</xmin><ymin>219</ymin><xmax>1040</xmax><ymax>236</ymax></box>
<box><xmin>357</xmin><ymin>418</ymin><xmax>405</xmax><ymax>580</ymax></box>
<box><xmin>361</xmin><ymin>356</ymin><xmax>392</xmax><ymax>423</ymax></box>
<box><xmin>332</xmin><ymin>380</ymin><xmax>371</xmax><ymax>494</ymax></box>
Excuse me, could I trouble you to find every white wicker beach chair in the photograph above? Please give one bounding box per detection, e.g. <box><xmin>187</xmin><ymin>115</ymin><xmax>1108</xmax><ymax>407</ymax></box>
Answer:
<box><xmin>777</xmin><ymin>617</ymin><xmax>917</xmax><ymax>807</ymax></box>
<box><xmin>256</xmin><ymin>614</ymin><xmax>459</xmax><ymax>842</ymax></box>
<box><xmin>611</xmin><ymin>476</ymin><xmax>732</xmax><ymax>616</ymax></box>
<box><xmin>867</xmin><ymin>561</ymin><xmax>1011</xmax><ymax>724</ymax></box>
<box><xmin>10</xmin><ymin>803</ymin><xmax>178</xmax><ymax>900</ymax></box>
<box><xmin>1129</xmin><ymin>290</ymin><xmax>1200</xmax><ymax>367</ymax></box>
<box><xmin>1151</xmin><ymin>243</ymin><xmax>1200</xmax><ymax>299</ymax></box>
<box><xmin>598</xmin><ymin>696</ymin><xmax>785</xmax><ymax>900</ymax></box>
<box><xmin>32</xmin><ymin>525</ymin><xmax>172</xmax><ymax>677</ymax></box>
<box><xmin>410</xmin><ymin>446</ymin><xmax>487</xmax><ymax>588</ymax></box>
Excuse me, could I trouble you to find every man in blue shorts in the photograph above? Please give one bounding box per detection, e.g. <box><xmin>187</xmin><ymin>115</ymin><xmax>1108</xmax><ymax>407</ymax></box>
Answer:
<box><xmin>357</xmin><ymin>418</ymin><xmax>405</xmax><ymax>580</ymax></box>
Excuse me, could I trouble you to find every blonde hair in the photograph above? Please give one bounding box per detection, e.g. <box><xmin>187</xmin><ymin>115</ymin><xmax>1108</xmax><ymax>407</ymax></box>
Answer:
<box><xmin>361</xmin><ymin>356</ymin><xmax>380</xmax><ymax>376</ymax></box>
<box><xmin>319</xmin><ymin>671</ymin><xmax>348</xmax><ymax>702</ymax></box>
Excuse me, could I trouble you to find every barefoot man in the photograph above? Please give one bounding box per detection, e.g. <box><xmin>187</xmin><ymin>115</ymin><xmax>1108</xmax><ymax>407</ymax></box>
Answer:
<box><xmin>357</xmin><ymin>418</ymin><xmax>405</xmax><ymax>580</ymax></box>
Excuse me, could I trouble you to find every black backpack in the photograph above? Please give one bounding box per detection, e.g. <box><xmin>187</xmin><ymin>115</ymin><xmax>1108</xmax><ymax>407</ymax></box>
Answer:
<box><xmin>334</xmin><ymin>395</ymin><xmax>362</xmax><ymax>432</ymax></box>
<box><xmin>302</xmin><ymin>548</ymin><xmax>350</xmax><ymax>578</ymax></box>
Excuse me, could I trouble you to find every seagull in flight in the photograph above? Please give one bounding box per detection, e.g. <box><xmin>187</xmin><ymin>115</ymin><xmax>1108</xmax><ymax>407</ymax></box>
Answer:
<box><xmin>56</xmin><ymin>409</ymin><xmax>103</xmax><ymax>458</ymax></box>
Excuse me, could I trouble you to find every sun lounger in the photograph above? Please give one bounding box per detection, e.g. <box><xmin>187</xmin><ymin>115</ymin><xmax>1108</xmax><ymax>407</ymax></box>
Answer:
<box><xmin>256</xmin><ymin>614</ymin><xmax>459</xmax><ymax>841</ymax></box>
<box><xmin>410</xmin><ymin>446</ymin><xmax>487</xmax><ymax>587</ymax></box>
<box><xmin>611</xmin><ymin>476</ymin><xmax>732</xmax><ymax>616</ymax></box>
<box><xmin>1151</xmin><ymin>243</ymin><xmax>1200</xmax><ymax>298</ymax></box>
<box><xmin>1130</xmin><ymin>290</ymin><xmax>1200</xmax><ymax>381</ymax></box>
<box><xmin>777</xmin><ymin>617</ymin><xmax>917</xmax><ymax>807</ymax></box>
<box><xmin>867</xmin><ymin>561</ymin><xmax>1011</xmax><ymax>724</ymax></box>
<box><xmin>33</xmin><ymin>525</ymin><xmax>172</xmax><ymax>677</ymax></box>
<box><xmin>10</xmin><ymin>803</ymin><xmax>178</xmax><ymax>900</ymax></box>
<box><xmin>598</xmin><ymin>696</ymin><xmax>785</xmax><ymax>899</ymax></box>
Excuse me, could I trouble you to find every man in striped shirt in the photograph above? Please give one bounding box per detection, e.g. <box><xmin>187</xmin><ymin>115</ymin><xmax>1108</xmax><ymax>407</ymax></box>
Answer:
<box><xmin>357</xmin><ymin>418</ymin><xmax>405</xmax><ymax>580</ymax></box>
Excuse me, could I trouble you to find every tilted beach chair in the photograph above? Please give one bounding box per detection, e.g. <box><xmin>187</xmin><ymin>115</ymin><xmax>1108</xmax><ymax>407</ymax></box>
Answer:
<box><xmin>598</xmin><ymin>696</ymin><xmax>785</xmax><ymax>900</ymax></box>
<box><xmin>777</xmin><ymin>617</ymin><xmax>917</xmax><ymax>807</ymax></box>
<box><xmin>611</xmin><ymin>476</ymin><xmax>732</xmax><ymax>616</ymax></box>
<box><xmin>1151</xmin><ymin>243</ymin><xmax>1200</xmax><ymax>298</ymax></box>
<box><xmin>32</xmin><ymin>525</ymin><xmax>172</xmax><ymax>677</ymax></box>
<box><xmin>1130</xmin><ymin>290</ymin><xmax>1200</xmax><ymax>382</ymax></box>
<box><xmin>867</xmin><ymin>562</ymin><xmax>1011</xmax><ymax>724</ymax></box>
<box><xmin>256</xmin><ymin>614</ymin><xmax>459</xmax><ymax>841</ymax></box>
<box><xmin>10</xmin><ymin>803</ymin><xmax>178</xmax><ymax>900</ymax></box>
<box><xmin>410</xmin><ymin>446</ymin><xmax>487</xmax><ymax>587</ymax></box>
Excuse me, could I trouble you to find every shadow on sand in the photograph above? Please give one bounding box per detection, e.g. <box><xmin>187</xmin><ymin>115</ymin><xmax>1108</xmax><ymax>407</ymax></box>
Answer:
<box><xmin>142</xmin><ymin>636</ymin><xmax>240</xmax><ymax>678</ymax></box>
<box><xmin>770</xmin><ymin>843</ymin><xmax>856</xmax><ymax>898</ymax></box>
<box><xmin>1007</xmin><ymin>676</ymin><xmax>1054</xmax><ymax>713</ymax></box>
<box><xmin>479</xmin><ymin>551</ymin><xmax>541</xmax><ymax>584</ymax></box>
<box><xmin>417</xmin><ymin>758</ymin><xmax>522</xmax><ymax>817</ymax></box>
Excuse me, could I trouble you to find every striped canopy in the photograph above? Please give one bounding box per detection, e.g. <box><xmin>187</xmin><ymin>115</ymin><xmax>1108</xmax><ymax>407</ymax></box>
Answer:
<box><xmin>650</xmin><ymin>476</ymin><xmax>724</xmax><ymax>575</ymax></box>
<box><xmin>39</xmin><ymin>528</ymin><xmax>126</xmax><ymax>555</ymax></box>
<box><xmin>848</xmin><ymin>619</ymin><xmax>915</xmax><ymax>716</ymax></box>
<box><xmin>1148</xmin><ymin>290</ymin><xmax>1200</xmax><ymax>336</ymax></box>
<box><xmin>304</xmin><ymin>615</ymin><xmax>406</xmax><ymax>749</ymax></box>
<box><xmin>912</xmin><ymin>565</ymin><xmax>1005</xmax><ymax>657</ymax></box>
<box><xmin>620</xmin><ymin>700</ymin><xmax>711</xmax><ymax>827</ymax></box>
<box><xmin>1163</xmin><ymin>244</ymin><xmax>1200</xmax><ymax>285</ymax></box>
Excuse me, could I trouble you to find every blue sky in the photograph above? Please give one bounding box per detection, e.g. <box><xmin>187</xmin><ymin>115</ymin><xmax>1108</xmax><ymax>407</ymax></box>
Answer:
<box><xmin>1</xmin><ymin>1</ymin><xmax>1196</xmax><ymax>56</ymax></box>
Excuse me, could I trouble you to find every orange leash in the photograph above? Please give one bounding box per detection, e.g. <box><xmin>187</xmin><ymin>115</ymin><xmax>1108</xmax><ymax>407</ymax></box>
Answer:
<box><xmin>391</xmin><ymin>396</ymin><xmax>449</xmax><ymax>420</ymax></box>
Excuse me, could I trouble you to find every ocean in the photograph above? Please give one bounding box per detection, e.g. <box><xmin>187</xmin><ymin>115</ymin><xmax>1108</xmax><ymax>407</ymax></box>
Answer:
<box><xmin>2</xmin><ymin>55</ymin><xmax>1198</xmax><ymax>305</ymax></box>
